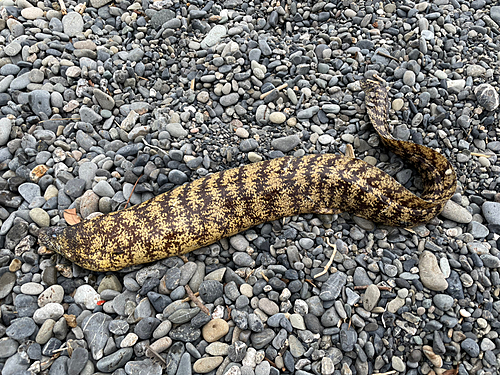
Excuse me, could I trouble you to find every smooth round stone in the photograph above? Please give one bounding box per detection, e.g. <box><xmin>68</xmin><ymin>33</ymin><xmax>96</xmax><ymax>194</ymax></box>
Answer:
<box><xmin>482</xmin><ymin>202</ymin><xmax>500</xmax><ymax>225</ymax></box>
<box><xmin>392</xmin><ymin>356</ymin><xmax>406</xmax><ymax>372</ymax></box>
<box><xmin>62</xmin><ymin>12</ymin><xmax>84</xmax><ymax>37</ymax></box>
<box><xmin>38</xmin><ymin>285</ymin><xmax>64</xmax><ymax>307</ymax></box>
<box><xmin>4</xmin><ymin>42</ymin><xmax>21</xmax><ymax>57</ymax></box>
<box><xmin>66</xmin><ymin>66</ymin><xmax>81</xmax><ymax>78</ymax></box>
<box><xmin>73</xmin><ymin>285</ymin><xmax>100</xmax><ymax>310</ymax></box>
<box><xmin>197</xmin><ymin>91</ymin><xmax>209</xmax><ymax>103</ymax></box>
<box><xmin>0</xmin><ymin>338</ymin><xmax>19</xmax><ymax>358</ymax></box>
<box><xmin>318</xmin><ymin>134</ymin><xmax>333</xmax><ymax>145</ymax></box>
<box><xmin>392</xmin><ymin>98</ymin><xmax>404</xmax><ymax>111</ymax></box>
<box><xmin>33</xmin><ymin>303</ymin><xmax>64</xmax><ymax>324</ymax></box>
<box><xmin>21</xmin><ymin>7</ymin><xmax>44</xmax><ymax>19</ymax></box>
<box><xmin>235</xmin><ymin>127</ymin><xmax>249</xmax><ymax>138</ymax></box>
<box><xmin>20</xmin><ymin>282</ymin><xmax>44</xmax><ymax>295</ymax></box>
<box><xmin>98</xmin><ymin>275</ymin><xmax>122</xmax><ymax>293</ymax></box>
<box><xmin>6</xmin><ymin>317</ymin><xmax>37</xmax><ymax>340</ymax></box>
<box><xmin>289</xmin><ymin>314</ymin><xmax>306</xmax><ymax>330</ymax></box>
<box><xmin>403</xmin><ymin>70</ymin><xmax>416</xmax><ymax>86</ymax></box>
<box><xmin>461</xmin><ymin>338</ymin><xmax>480</xmax><ymax>358</ymax></box>
<box><xmin>205</xmin><ymin>342</ymin><xmax>229</xmax><ymax>356</ymax></box>
<box><xmin>433</xmin><ymin>294</ymin><xmax>454</xmax><ymax>311</ymax></box>
<box><xmin>149</xmin><ymin>337</ymin><xmax>172</xmax><ymax>353</ymax></box>
<box><xmin>0</xmin><ymin>272</ymin><xmax>16</xmax><ymax>299</ymax></box>
<box><xmin>36</xmin><ymin>319</ymin><xmax>56</xmax><ymax>345</ymax></box>
<box><xmin>120</xmin><ymin>333</ymin><xmax>138</xmax><ymax>348</ymax></box>
<box><xmin>220</xmin><ymin>93</ymin><xmax>239</xmax><ymax>106</ymax></box>
<box><xmin>202</xmin><ymin>319</ymin><xmax>229</xmax><ymax>342</ymax></box>
<box><xmin>248</xmin><ymin>152</ymin><xmax>262</xmax><ymax>162</ymax></box>
<box><xmin>362</xmin><ymin>284</ymin><xmax>380</xmax><ymax>312</ymax></box>
<box><xmin>193</xmin><ymin>356</ymin><xmax>223</xmax><ymax>373</ymax></box>
<box><xmin>258</xmin><ymin>298</ymin><xmax>279</xmax><ymax>315</ymax></box>
<box><xmin>419</xmin><ymin>251</ymin><xmax>448</xmax><ymax>291</ymax></box>
<box><xmin>475</xmin><ymin>83</ymin><xmax>499</xmax><ymax>111</ymax></box>
<box><xmin>440</xmin><ymin>200</ymin><xmax>472</xmax><ymax>223</ymax></box>
<box><xmin>269</xmin><ymin>112</ymin><xmax>286</xmax><ymax>124</ymax></box>
<box><xmin>0</xmin><ymin>117</ymin><xmax>12</xmax><ymax>146</ymax></box>
<box><xmin>29</xmin><ymin>208</ymin><xmax>50</xmax><ymax>227</ymax></box>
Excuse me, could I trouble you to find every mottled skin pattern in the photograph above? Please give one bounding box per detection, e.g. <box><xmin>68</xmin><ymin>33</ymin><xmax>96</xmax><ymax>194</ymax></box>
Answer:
<box><xmin>38</xmin><ymin>80</ymin><xmax>457</xmax><ymax>272</ymax></box>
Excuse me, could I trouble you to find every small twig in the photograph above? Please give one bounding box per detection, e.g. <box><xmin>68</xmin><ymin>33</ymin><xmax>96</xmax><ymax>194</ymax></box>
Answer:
<box><xmin>374</xmin><ymin>371</ymin><xmax>397</xmax><ymax>375</ymax></box>
<box><xmin>313</xmin><ymin>239</ymin><xmax>337</xmax><ymax>279</ymax></box>
<box><xmin>182</xmin><ymin>291</ymin><xmax>199</xmax><ymax>302</ymax></box>
<box><xmin>260</xmin><ymin>271</ymin><xmax>269</xmax><ymax>282</ymax></box>
<box><xmin>470</xmin><ymin>152</ymin><xmax>492</xmax><ymax>158</ymax></box>
<box><xmin>260</xmin><ymin>82</ymin><xmax>288</xmax><ymax>99</ymax></box>
<box><xmin>264</xmin><ymin>357</ymin><xmax>278</xmax><ymax>368</ymax></box>
<box><xmin>375</xmin><ymin>50</ymin><xmax>399</xmax><ymax>61</ymax></box>
<box><xmin>185</xmin><ymin>285</ymin><xmax>210</xmax><ymax>316</ymax></box>
<box><xmin>354</xmin><ymin>285</ymin><xmax>392</xmax><ymax>291</ymax></box>
<box><xmin>245</xmin><ymin>269</ymin><xmax>255</xmax><ymax>282</ymax></box>
<box><xmin>304</xmin><ymin>279</ymin><xmax>317</xmax><ymax>288</ymax></box>
<box><xmin>125</xmin><ymin>174</ymin><xmax>143</xmax><ymax>209</ymax></box>
<box><xmin>190</xmin><ymin>78</ymin><xmax>195</xmax><ymax>90</ymax></box>
<box><xmin>225</xmin><ymin>306</ymin><xmax>232</xmax><ymax>321</ymax></box>
<box><xmin>137</xmin><ymin>76</ymin><xmax>149</xmax><ymax>81</ymax></box>
<box><xmin>142</xmin><ymin>139</ymin><xmax>167</xmax><ymax>155</ymax></box>
<box><xmin>58</xmin><ymin>0</ymin><xmax>67</xmax><ymax>15</ymax></box>
<box><xmin>38</xmin><ymin>117</ymin><xmax>80</xmax><ymax>124</ymax></box>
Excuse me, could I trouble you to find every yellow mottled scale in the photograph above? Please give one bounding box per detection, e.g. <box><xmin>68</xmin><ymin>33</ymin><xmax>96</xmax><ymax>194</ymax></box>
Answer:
<box><xmin>38</xmin><ymin>80</ymin><xmax>457</xmax><ymax>272</ymax></box>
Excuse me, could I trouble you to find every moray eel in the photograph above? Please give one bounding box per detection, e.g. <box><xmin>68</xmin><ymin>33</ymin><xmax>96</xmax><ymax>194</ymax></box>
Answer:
<box><xmin>38</xmin><ymin>79</ymin><xmax>457</xmax><ymax>272</ymax></box>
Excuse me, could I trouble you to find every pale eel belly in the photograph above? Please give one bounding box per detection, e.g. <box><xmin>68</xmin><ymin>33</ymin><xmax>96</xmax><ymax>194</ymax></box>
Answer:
<box><xmin>38</xmin><ymin>79</ymin><xmax>457</xmax><ymax>272</ymax></box>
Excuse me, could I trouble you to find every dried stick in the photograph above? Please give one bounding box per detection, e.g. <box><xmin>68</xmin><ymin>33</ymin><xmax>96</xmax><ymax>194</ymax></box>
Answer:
<box><xmin>304</xmin><ymin>279</ymin><xmax>317</xmax><ymax>288</ymax></box>
<box><xmin>182</xmin><ymin>291</ymin><xmax>199</xmax><ymax>302</ymax></box>
<box><xmin>260</xmin><ymin>82</ymin><xmax>288</xmax><ymax>99</ymax></box>
<box><xmin>124</xmin><ymin>174</ymin><xmax>143</xmax><ymax>209</ymax></box>
<box><xmin>260</xmin><ymin>271</ymin><xmax>269</xmax><ymax>282</ymax></box>
<box><xmin>353</xmin><ymin>285</ymin><xmax>392</xmax><ymax>291</ymax></box>
<box><xmin>58</xmin><ymin>0</ymin><xmax>67</xmax><ymax>15</ymax></box>
<box><xmin>375</xmin><ymin>50</ymin><xmax>399</xmax><ymax>61</ymax></box>
<box><xmin>313</xmin><ymin>238</ymin><xmax>337</xmax><ymax>279</ymax></box>
<box><xmin>185</xmin><ymin>285</ymin><xmax>210</xmax><ymax>316</ymax></box>
<box><xmin>470</xmin><ymin>152</ymin><xmax>492</xmax><ymax>158</ymax></box>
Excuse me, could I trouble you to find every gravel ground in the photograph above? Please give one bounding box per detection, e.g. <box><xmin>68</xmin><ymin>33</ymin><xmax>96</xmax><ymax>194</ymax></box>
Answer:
<box><xmin>0</xmin><ymin>1</ymin><xmax>500</xmax><ymax>375</ymax></box>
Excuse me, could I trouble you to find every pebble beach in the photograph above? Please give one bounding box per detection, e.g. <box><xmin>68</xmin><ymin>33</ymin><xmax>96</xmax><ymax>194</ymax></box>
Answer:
<box><xmin>0</xmin><ymin>1</ymin><xmax>500</xmax><ymax>375</ymax></box>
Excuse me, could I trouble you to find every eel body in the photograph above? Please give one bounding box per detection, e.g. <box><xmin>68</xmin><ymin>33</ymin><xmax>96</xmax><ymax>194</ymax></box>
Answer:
<box><xmin>38</xmin><ymin>80</ymin><xmax>457</xmax><ymax>272</ymax></box>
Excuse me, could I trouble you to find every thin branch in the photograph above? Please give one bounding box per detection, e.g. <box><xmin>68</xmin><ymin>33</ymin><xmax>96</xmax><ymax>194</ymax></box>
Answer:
<box><xmin>182</xmin><ymin>291</ymin><xmax>199</xmax><ymax>302</ymax></box>
<box><xmin>354</xmin><ymin>285</ymin><xmax>392</xmax><ymax>291</ymax></box>
<box><xmin>125</xmin><ymin>174</ymin><xmax>143</xmax><ymax>209</ymax></box>
<box><xmin>313</xmin><ymin>238</ymin><xmax>337</xmax><ymax>279</ymax></box>
<box><xmin>58</xmin><ymin>0</ymin><xmax>67</xmax><ymax>15</ymax></box>
<box><xmin>185</xmin><ymin>285</ymin><xmax>210</xmax><ymax>316</ymax></box>
<box><xmin>260</xmin><ymin>82</ymin><xmax>288</xmax><ymax>99</ymax></box>
<box><xmin>470</xmin><ymin>152</ymin><xmax>492</xmax><ymax>158</ymax></box>
<box><xmin>304</xmin><ymin>279</ymin><xmax>317</xmax><ymax>288</ymax></box>
<box><xmin>375</xmin><ymin>50</ymin><xmax>399</xmax><ymax>61</ymax></box>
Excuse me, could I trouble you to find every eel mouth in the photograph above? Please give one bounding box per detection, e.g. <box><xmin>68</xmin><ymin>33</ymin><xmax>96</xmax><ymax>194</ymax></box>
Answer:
<box><xmin>38</xmin><ymin>226</ymin><xmax>66</xmax><ymax>253</ymax></box>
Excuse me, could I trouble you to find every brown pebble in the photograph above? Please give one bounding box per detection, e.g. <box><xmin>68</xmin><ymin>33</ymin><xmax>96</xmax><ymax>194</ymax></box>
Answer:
<box><xmin>202</xmin><ymin>318</ymin><xmax>229</xmax><ymax>342</ymax></box>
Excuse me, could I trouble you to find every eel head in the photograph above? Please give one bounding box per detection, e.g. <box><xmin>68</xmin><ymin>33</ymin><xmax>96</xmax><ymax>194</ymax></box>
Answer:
<box><xmin>38</xmin><ymin>226</ymin><xmax>66</xmax><ymax>254</ymax></box>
